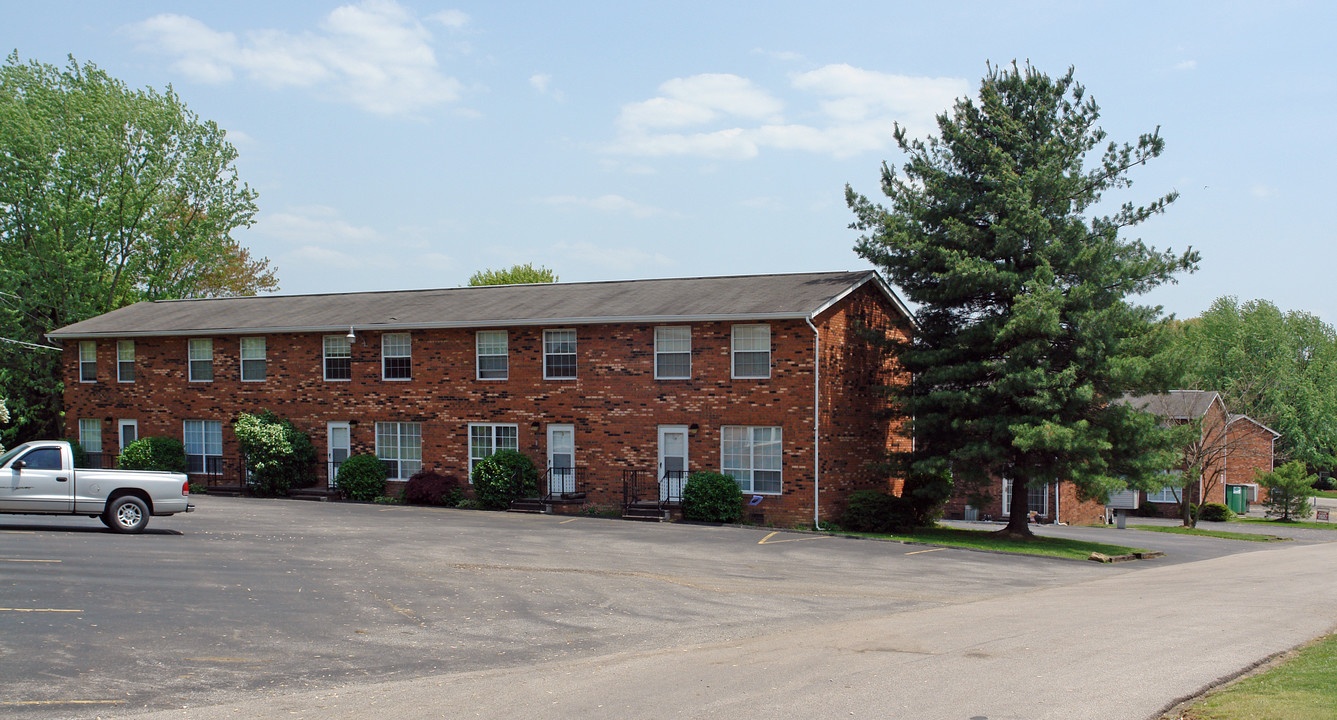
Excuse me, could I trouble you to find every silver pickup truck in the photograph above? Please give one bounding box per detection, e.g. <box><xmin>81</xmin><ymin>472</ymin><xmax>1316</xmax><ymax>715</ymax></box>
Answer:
<box><xmin>0</xmin><ymin>440</ymin><xmax>193</xmax><ymax>533</ymax></box>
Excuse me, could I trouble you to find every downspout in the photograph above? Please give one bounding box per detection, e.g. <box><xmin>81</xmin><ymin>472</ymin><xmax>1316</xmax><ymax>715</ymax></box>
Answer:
<box><xmin>805</xmin><ymin>317</ymin><xmax>821</xmax><ymax>530</ymax></box>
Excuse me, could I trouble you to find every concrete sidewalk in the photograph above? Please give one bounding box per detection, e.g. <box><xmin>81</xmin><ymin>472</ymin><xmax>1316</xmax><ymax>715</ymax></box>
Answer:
<box><xmin>119</xmin><ymin>540</ymin><xmax>1337</xmax><ymax>720</ymax></box>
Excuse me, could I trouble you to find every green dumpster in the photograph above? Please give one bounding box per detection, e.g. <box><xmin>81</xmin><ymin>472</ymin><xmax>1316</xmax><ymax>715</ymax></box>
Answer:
<box><xmin>1226</xmin><ymin>485</ymin><xmax>1247</xmax><ymax>514</ymax></box>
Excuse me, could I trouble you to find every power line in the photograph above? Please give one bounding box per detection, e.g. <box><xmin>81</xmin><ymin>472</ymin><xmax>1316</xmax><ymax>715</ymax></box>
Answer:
<box><xmin>0</xmin><ymin>335</ymin><xmax>61</xmax><ymax>352</ymax></box>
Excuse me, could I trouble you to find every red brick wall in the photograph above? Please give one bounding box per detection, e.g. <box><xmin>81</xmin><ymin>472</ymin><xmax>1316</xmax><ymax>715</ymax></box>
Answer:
<box><xmin>942</xmin><ymin>479</ymin><xmax>1101</xmax><ymax>525</ymax></box>
<box><xmin>61</xmin><ymin>296</ymin><xmax>910</xmax><ymax>527</ymax></box>
<box><xmin>1226</xmin><ymin>418</ymin><xmax>1276</xmax><ymax>503</ymax></box>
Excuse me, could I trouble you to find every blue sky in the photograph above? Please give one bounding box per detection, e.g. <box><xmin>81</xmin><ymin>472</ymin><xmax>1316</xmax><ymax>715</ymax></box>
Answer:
<box><xmin>6</xmin><ymin>1</ymin><xmax>1334</xmax><ymax>323</ymax></box>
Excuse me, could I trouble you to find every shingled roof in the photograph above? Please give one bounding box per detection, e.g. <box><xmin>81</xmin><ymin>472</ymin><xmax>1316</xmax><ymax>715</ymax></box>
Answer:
<box><xmin>1114</xmin><ymin>390</ymin><xmax>1223</xmax><ymax>420</ymax></box>
<box><xmin>49</xmin><ymin>270</ymin><xmax>909</xmax><ymax>339</ymax></box>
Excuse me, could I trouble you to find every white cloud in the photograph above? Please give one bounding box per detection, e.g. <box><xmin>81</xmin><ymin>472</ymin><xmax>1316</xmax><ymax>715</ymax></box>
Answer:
<box><xmin>539</xmin><ymin>194</ymin><xmax>669</xmax><ymax>219</ymax></box>
<box><xmin>1175</xmin><ymin>60</ymin><xmax>1198</xmax><ymax>71</ymax></box>
<box><xmin>606</xmin><ymin>64</ymin><xmax>967</xmax><ymax>160</ymax></box>
<box><xmin>1251</xmin><ymin>183</ymin><xmax>1276</xmax><ymax>198</ymax></box>
<box><xmin>254</xmin><ymin>206</ymin><xmax>383</xmax><ymax>246</ymax></box>
<box><xmin>530</xmin><ymin>73</ymin><xmax>564</xmax><ymax>101</ymax></box>
<box><xmin>127</xmin><ymin>0</ymin><xmax>467</xmax><ymax>115</ymax></box>
<box><xmin>429</xmin><ymin>10</ymin><xmax>469</xmax><ymax>29</ymax></box>
<box><xmin>550</xmin><ymin>241</ymin><xmax>676</xmax><ymax>273</ymax></box>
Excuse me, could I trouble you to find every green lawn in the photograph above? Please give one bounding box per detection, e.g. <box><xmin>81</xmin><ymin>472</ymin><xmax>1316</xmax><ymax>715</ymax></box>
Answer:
<box><xmin>1176</xmin><ymin>635</ymin><xmax>1337</xmax><ymax>719</ymax></box>
<box><xmin>837</xmin><ymin>526</ymin><xmax>1149</xmax><ymax>561</ymax></box>
<box><xmin>1313</xmin><ymin>489</ymin><xmax>1337</xmax><ymax>500</ymax></box>
<box><xmin>1130</xmin><ymin>525</ymin><xmax>1291</xmax><ymax>542</ymax></box>
<box><xmin>1233</xmin><ymin>517</ymin><xmax>1337</xmax><ymax>531</ymax></box>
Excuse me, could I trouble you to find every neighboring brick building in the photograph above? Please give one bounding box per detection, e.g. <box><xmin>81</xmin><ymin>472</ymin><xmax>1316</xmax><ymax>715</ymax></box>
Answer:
<box><xmin>941</xmin><ymin>479</ymin><xmax>1106</xmax><ymax>526</ymax></box>
<box><xmin>48</xmin><ymin>271</ymin><xmax>913</xmax><ymax>527</ymax></box>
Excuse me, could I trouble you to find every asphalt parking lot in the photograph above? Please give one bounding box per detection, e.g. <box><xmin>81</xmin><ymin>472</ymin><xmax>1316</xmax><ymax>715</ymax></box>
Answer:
<box><xmin>2</xmin><ymin>497</ymin><xmax>1335</xmax><ymax>720</ymax></box>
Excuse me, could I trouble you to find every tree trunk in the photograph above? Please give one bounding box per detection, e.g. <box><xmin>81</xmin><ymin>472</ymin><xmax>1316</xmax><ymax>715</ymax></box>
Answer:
<box><xmin>997</xmin><ymin>478</ymin><xmax>1035</xmax><ymax>539</ymax></box>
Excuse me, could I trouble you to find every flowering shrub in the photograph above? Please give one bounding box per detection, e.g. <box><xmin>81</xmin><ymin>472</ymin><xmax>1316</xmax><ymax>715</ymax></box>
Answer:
<box><xmin>233</xmin><ymin>411</ymin><xmax>316</xmax><ymax>496</ymax></box>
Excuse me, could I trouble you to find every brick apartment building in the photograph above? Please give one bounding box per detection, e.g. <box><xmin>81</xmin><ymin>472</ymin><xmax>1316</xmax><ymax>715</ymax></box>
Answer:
<box><xmin>48</xmin><ymin>271</ymin><xmax>914</xmax><ymax>526</ymax></box>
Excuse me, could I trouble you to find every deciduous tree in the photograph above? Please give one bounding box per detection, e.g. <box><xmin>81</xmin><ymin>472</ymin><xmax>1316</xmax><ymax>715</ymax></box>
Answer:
<box><xmin>0</xmin><ymin>53</ymin><xmax>272</xmax><ymax>446</ymax></box>
<box><xmin>847</xmin><ymin>63</ymin><xmax>1197</xmax><ymax>537</ymax></box>
<box><xmin>467</xmin><ymin>263</ymin><xmax>557</xmax><ymax>286</ymax></box>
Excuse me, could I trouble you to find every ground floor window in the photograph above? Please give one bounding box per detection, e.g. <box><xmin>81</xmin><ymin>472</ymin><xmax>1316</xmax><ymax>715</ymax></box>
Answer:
<box><xmin>469</xmin><ymin>423</ymin><xmax>518</xmax><ymax>479</ymax></box>
<box><xmin>721</xmin><ymin>426</ymin><xmax>782</xmax><ymax>494</ymax></box>
<box><xmin>1146</xmin><ymin>486</ymin><xmax>1181</xmax><ymax>504</ymax></box>
<box><xmin>376</xmin><ymin>422</ymin><xmax>422</xmax><ymax>480</ymax></box>
<box><xmin>184</xmin><ymin>420</ymin><xmax>223</xmax><ymax>475</ymax></box>
<box><xmin>1001</xmin><ymin>478</ymin><xmax>1049</xmax><ymax>516</ymax></box>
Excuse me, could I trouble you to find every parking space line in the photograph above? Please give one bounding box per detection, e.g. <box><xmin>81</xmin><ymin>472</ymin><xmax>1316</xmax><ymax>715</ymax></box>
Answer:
<box><xmin>0</xmin><ymin>608</ymin><xmax>83</xmax><ymax>613</ymax></box>
<box><xmin>905</xmin><ymin>547</ymin><xmax>947</xmax><ymax>555</ymax></box>
<box><xmin>0</xmin><ymin>558</ymin><xmax>61</xmax><ymax>563</ymax></box>
<box><xmin>758</xmin><ymin>531</ymin><xmax>832</xmax><ymax>545</ymax></box>
<box><xmin>559</xmin><ymin>518</ymin><xmax>579</xmax><ymax>524</ymax></box>
<box><xmin>0</xmin><ymin>700</ymin><xmax>125</xmax><ymax>707</ymax></box>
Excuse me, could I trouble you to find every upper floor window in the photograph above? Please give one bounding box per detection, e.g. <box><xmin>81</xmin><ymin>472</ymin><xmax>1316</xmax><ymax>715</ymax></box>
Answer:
<box><xmin>476</xmin><ymin>330</ymin><xmax>508</xmax><ymax>380</ymax></box>
<box><xmin>240</xmin><ymin>337</ymin><xmax>266</xmax><ymax>382</ymax></box>
<box><xmin>116</xmin><ymin>340</ymin><xmax>135</xmax><ymax>382</ymax></box>
<box><xmin>721</xmin><ymin>426</ymin><xmax>782</xmax><ymax>494</ymax></box>
<box><xmin>375</xmin><ymin>421</ymin><xmax>421</xmax><ymax>480</ymax></box>
<box><xmin>183</xmin><ymin>419</ymin><xmax>223</xmax><ymax>475</ymax></box>
<box><xmin>544</xmin><ymin>329</ymin><xmax>577</xmax><ymax>380</ymax></box>
<box><xmin>731</xmin><ymin>324</ymin><xmax>771</xmax><ymax>379</ymax></box>
<box><xmin>323</xmin><ymin>335</ymin><xmax>351</xmax><ymax>381</ymax></box>
<box><xmin>655</xmin><ymin>326</ymin><xmax>691</xmax><ymax>379</ymax></box>
<box><xmin>79</xmin><ymin>341</ymin><xmax>97</xmax><ymax>382</ymax></box>
<box><xmin>188</xmin><ymin>338</ymin><xmax>213</xmax><ymax>382</ymax></box>
<box><xmin>381</xmin><ymin>333</ymin><xmax>412</xmax><ymax>380</ymax></box>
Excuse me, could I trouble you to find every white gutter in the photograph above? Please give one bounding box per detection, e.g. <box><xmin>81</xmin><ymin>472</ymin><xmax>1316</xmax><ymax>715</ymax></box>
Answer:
<box><xmin>805</xmin><ymin>317</ymin><xmax>822</xmax><ymax>530</ymax></box>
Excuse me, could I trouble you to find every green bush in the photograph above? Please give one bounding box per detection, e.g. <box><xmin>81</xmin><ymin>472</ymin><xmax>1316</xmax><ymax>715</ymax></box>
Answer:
<box><xmin>471</xmin><ymin>450</ymin><xmax>538</xmax><ymax>510</ymax></box>
<box><xmin>840</xmin><ymin>489</ymin><xmax>928</xmax><ymax>533</ymax></box>
<box><xmin>337</xmin><ymin>454</ymin><xmax>388</xmax><ymax>502</ymax></box>
<box><xmin>64</xmin><ymin>439</ymin><xmax>89</xmax><ymax>468</ymax></box>
<box><xmin>1198</xmin><ymin>502</ymin><xmax>1233</xmax><ymax>522</ymax></box>
<box><xmin>681</xmin><ymin>471</ymin><xmax>743</xmax><ymax>523</ymax></box>
<box><xmin>118</xmin><ymin>436</ymin><xmax>187</xmax><ymax>473</ymax></box>
<box><xmin>233</xmin><ymin>410</ymin><xmax>316</xmax><ymax>497</ymax></box>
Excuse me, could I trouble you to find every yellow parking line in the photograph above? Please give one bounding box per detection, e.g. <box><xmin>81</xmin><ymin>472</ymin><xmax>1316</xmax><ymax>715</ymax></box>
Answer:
<box><xmin>905</xmin><ymin>547</ymin><xmax>947</xmax><ymax>555</ymax></box>
<box><xmin>559</xmin><ymin>518</ymin><xmax>579</xmax><ymax>524</ymax></box>
<box><xmin>0</xmin><ymin>700</ymin><xmax>125</xmax><ymax>706</ymax></box>
<box><xmin>0</xmin><ymin>608</ymin><xmax>83</xmax><ymax>613</ymax></box>
<box><xmin>758</xmin><ymin>531</ymin><xmax>832</xmax><ymax>545</ymax></box>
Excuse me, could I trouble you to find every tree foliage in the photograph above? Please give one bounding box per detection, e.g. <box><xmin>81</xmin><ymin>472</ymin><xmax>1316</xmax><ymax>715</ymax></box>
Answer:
<box><xmin>847</xmin><ymin>63</ymin><xmax>1197</xmax><ymax>537</ymax></box>
<box><xmin>1166</xmin><ymin>298</ymin><xmax>1337</xmax><ymax>470</ymax></box>
<box><xmin>233</xmin><ymin>411</ymin><xmax>315</xmax><ymax>497</ymax></box>
<box><xmin>1258</xmin><ymin>460</ymin><xmax>1316</xmax><ymax>521</ymax></box>
<box><xmin>117</xmin><ymin>436</ymin><xmax>187</xmax><ymax>473</ymax></box>
<box><xmin>467</xmin><ymin>263</ymin><xmax>558</xmax><ymax>286</ymax></box>
<box><xmin>0</xmin><ymin>53</ymin><xmax>273</xmax><ymax>447</ymax></box>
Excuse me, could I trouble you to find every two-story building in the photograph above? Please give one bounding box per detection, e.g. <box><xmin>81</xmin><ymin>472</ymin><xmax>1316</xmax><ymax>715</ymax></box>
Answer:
<box><xmin>48</xmin><ymin>271</ymin><xmax>914</xmax><ymax>526</ymax></box>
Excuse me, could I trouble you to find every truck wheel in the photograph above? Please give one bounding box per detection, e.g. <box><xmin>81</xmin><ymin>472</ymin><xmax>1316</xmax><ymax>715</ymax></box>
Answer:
<box><xmin>105</xmin><ymin>496</ymin><xmax>150</xmax><ymax>534</ymax></box>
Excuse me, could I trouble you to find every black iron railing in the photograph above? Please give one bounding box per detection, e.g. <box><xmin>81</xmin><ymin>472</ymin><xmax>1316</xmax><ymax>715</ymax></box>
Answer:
<box><xmin>623</xmin><ymin>469</ymin><xmax>687</xmax><ymax>512</ymax></box>
<box><xmin>660</xmin><ymin>470</ymin><xmax>689</xmax><ymax>504</ymax></box>
<box><xmin>542</xmin><ymin>466</ymin><xmax>588</xmax><ymax>500</ymax></box>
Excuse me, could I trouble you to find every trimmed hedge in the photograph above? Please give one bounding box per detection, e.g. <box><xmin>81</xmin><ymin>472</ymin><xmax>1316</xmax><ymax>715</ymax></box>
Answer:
<box><xmin>1198</xmin><ymin>502</ymin><xmax>1233</xmax><ymax>522</ymax></box>
<box><xmin>471</xmin><ymin>450</ymin><xmax>538</xmax><ymax>510</ymax></box>
<box><xmin>118</xmin><ymin>436</ymin><xmax>188</xmax><ymax>473</ymax></box>
<box><xmin>337</xmin><ymin>454</ymin><xmax>388</xmax><ymax>502</ymax></box>
<box><xmin>840</xmin><ymin>489</ymin><xmax>925</xmax><ymax>533</ymax></box>
<box><xmin>404</xmin><ymin>469</ymin><xmax>464</xmax><ymax>507</ymax></box>
<box><xmin>681</xmin><ymin>471</ymin><xmax>743</xmax><ymax>523</ymax></box>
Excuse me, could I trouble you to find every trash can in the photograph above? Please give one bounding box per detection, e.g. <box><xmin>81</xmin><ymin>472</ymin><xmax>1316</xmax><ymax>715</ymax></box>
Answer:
<box><xmin>1226</xmin><ymin>485</ymin><xmax>1247</xmax><ymax>514</ymax></box>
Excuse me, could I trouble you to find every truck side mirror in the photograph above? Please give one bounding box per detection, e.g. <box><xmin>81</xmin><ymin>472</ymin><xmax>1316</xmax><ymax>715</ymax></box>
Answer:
<box><xmin>10</xmin><ymin>460</ymin><xmax>24</xmax><ymax>471</ymax></box>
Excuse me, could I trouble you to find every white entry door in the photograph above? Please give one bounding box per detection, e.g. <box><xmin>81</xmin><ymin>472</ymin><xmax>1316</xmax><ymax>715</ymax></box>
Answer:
<box><xmin>658</xmin><ymin>425</ymin><xmax>688</xmax><ymax>502</ymax></box>
<box><xmin>327</xmin><ymin>422</ymin><xmax>351</xmax><ymax>489</ymax></box>
<box><xmin>547</xmin><ymin>424</ymin><xmax>575</xmax><ymax>494</ymax></box>
<box><xmin>118</xmin><ymin>419</ymin><xmax>138</xmax><ymax>453</ymax></box>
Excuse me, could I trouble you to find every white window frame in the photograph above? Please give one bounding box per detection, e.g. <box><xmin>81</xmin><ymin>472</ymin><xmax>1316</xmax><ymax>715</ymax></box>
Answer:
<box><xmin>381</xmin><ymin>333</ymin><xmax>412</xmax><ymax>381</ymax></box>
<box><xmin>116</xmin><ymin>340</ymin><xmax>135</xmax><ymax>383</ymax></box>
<box><xmin>118</xmin><ymin>419</ymin><xmax>138</xmax><ymax>452</ymax></box>
<box><xmin>375</xmin><ymin>421</ymin><xmax>422</xmax><ymax>481</ymax></box>
<box><xmin>476</xmin><ymin>330</ymin><xmax>508</xmax><ymax>380</ymax></box>
<box><xmin>654</xmin><ymin>326</ymin><xmax>691</xmax><ymax>380</ymax></box>
<box><xmin>323</xmin><ymin>335</ymin><xmax>352</xmax><ymax>381</ymax></box>
<box><xmin>1146</xmin><ymin>486</ymin><xmax>1182</xmax><ymax>504</ymax></box>
<box><xmin>720</xmin><ymin>426</ymin><xmax>782</xmax><ymax>495</ymax></box>
<box><xmin>543</xmin><ymin>329</ymin><xmax>577</xmax><ymax>380</ymax></box>
<box><xmin>468</xmin><ymin>423</ymin><xmax>519</xmax><ymax>480</ymax></box>
<box><xmin>79</xmin><ymin>341</ymin><xmax>97</xmax><ymax>383</ymax></box>
<box><xmin>240</xmin><ymin>337</ymin><xmax>266</xmax><ymax>382</ymax></box>
<box><xmin>188</xmin><ymin>338</ymin><xmax>214</xmax><ymax>382</ymax></box>
<box><xmin>731</xmin><ymin>324</ymin><xmax>771</xmax><ymax>379</ymax></box>
<box><xmin>78</xmin><ymin>418</ymin><xmax>102</xmax><ymax>454</ymax></box>
<box><xmin>1001</xmin><ymin>478</ymin><xmax>1050</xmax><ymax>516</ymax></box>
<box><xmin>183</xmin><ymin>419</ymin><xmax>223</xmax><ymax>475</ymax></box>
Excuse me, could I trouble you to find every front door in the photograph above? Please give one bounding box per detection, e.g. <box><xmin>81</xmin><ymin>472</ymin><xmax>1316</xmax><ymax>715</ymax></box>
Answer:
<box><xmin>327</xmin><ymin>422</ymin><xmax>350</xmax><ymax>489</ymax></box>
<box><xmin>658</xmin><ymin>425</ymin><xmax>688</xmax><ymax>502</ymax></box>
<box><xmin>118</xmin><ymin>420</ymin><xmax>138</xmax><ymax>454</ymax></box>
<box><xmin>547</xmin><ymin>424</ymin><xmax>574</xmax><ymax>495</ymax></box>
<box><xmin>1</xmin><ymin>445</ymin><xmax>72</xmax><ymax>512</ymax></box>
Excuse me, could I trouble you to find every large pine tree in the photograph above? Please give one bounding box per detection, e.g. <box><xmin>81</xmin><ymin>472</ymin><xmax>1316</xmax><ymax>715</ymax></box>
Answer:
<box><xmin>847</xmin><ymin>63</ymin><xmax>1196</xmax><ymax>537</ymax></box>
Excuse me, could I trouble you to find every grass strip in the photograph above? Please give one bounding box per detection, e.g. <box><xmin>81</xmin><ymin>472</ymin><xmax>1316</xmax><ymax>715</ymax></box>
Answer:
<box><xmin>1175</xmin><ymin>634</ymin><xmax>1337</xmax><ymax>719</ymax></box>
<box><xmin>1130</xmin><ymin>525</ymin><xmax>1290</xmax><ymax>542</ymax></box>
<box><xmin>836</xmin><ymin>526</ymin><xmax>1148</xmax><ymax>561</ymax></box>
<box><xmin>1232</xmin><ymin>517</ymin><xmax>1337</xmax><ymax>531</ymax></box>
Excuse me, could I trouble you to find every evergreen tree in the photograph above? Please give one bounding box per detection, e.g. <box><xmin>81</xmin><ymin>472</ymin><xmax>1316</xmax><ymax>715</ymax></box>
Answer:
<box><xmin>847</xmin><ymin>63</ymin><xmax>1197</xmax><ymax>537</ymax></box>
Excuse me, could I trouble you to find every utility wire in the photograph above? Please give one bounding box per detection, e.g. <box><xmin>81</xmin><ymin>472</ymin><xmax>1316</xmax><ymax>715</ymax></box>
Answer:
<box><xmin>0</xmin><ymin>335</ymin><xmax>61</xmax><ymax>352</ymax></box>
